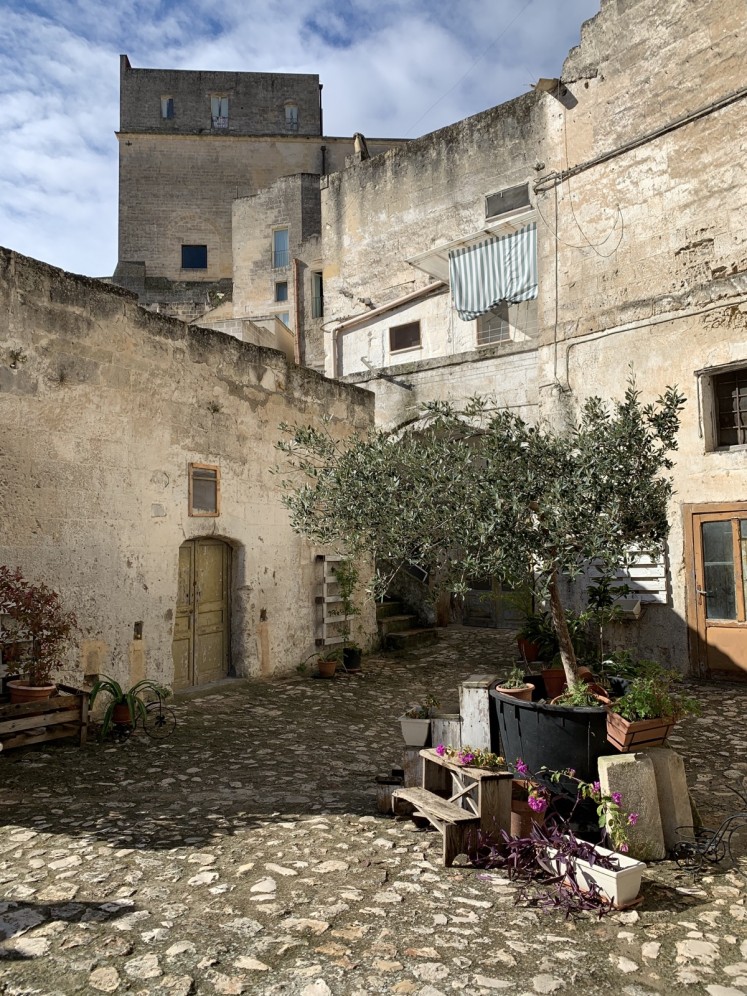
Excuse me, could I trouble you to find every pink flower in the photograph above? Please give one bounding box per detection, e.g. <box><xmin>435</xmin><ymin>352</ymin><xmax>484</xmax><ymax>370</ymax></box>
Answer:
<box><xmin>515</xmin><ymin>759</ymin><xmax>529</xmax><ymax>775</ymax></box>
<box><xmin>528</xmin><ymin>794</ymin><xmax>548</xmax><ymax>813</ymax></box>
<box><xmin>435</xmin><ymin>744</ymin><xmax>446</xmax><ymax>756</ymax></box>
<box><xmin>592</xmin><ymin>781</ymin><xmax>601</xmax><ymax>794</ymax></box>
<box><xmin>611</xmin><ymin>792</ymin><xmax>622</xmax><ymax>805</ymax></box>
<box><xmin>627</xmin><ymin>812</ymin><xmax>639</xmax><ymax>826</ymax></box>
<box><xmin>619</xmin><ymin>842</ymin><xmax>629</xmax><ymax>853</ymax></box>
<box><xmin>460</xmin><ymin>752</ymin><xmax>475</xmax><ymax>766</ymax></box>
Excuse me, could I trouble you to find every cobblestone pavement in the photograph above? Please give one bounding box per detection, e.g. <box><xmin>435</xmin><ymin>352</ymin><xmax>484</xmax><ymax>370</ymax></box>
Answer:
<box><xmin>1</xmin><ymin>626</ymin><xmax>746</xmax><ymax>996</ymax></box>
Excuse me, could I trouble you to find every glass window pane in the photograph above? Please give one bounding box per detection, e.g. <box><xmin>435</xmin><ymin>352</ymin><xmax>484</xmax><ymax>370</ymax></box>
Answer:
<box><xmin>702</xmin><ymin>520</ymin><xmax>736</xmax><ymax>620</ymax></box>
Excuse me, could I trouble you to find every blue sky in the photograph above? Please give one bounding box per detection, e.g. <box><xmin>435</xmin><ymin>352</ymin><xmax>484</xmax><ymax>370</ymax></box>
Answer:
<box><xmin>0</xmin><ymin>0</ymin><xmax>599</xmax><ymax>277</ymax></box>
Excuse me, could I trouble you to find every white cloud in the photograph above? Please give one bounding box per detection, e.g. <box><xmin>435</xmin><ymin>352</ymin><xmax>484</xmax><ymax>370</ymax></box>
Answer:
<box><xmin>0</xmin><ymin>0</ymin><xmax>599</xmax><ymax>276</ymax></box>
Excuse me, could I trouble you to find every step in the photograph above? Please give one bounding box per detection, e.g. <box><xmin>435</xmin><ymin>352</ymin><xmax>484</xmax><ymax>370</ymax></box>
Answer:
<box><xmin>378</xmin><ymin>613</ymin><xmax>420</xmax><ymax>636</ymax></box>
<box><xmin>375</xmin><ymin>599</ymin><xmax>405</xmax><ymax>620</ymax></box>
<box><xmin>385</xmin><ymin>628</ymin><xmax>439</xmax><ymax>651</ymax></box>
<box><xmin>392</xmin><ymin>787</ymin><xmax>479</xmax><ymax>866</ymax></box>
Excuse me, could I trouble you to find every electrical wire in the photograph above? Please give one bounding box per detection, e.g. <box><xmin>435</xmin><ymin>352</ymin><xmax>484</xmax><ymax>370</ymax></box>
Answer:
<box><xmin>403</xmin><ymin>0</ymin><xmax>534</xmax><ymax>138</ymax></box>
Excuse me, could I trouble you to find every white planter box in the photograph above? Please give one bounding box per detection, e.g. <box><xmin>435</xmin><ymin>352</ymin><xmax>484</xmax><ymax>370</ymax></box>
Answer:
<box><xmin>548</xmin><ymin>840</ymin><xmax>645</xmax><ymax>908</ymax></box>
<box><xmin>399</xmin><ymin>716</ymin><xmax>430</xmax><ymax>746</ymax></box>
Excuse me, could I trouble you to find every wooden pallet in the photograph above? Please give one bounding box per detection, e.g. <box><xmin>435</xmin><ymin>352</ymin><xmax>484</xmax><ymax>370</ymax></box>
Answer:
<box><xmin>0</xmin><ymin>684</ymin><xmax>88</xmax><ymax>752</ymax></box>
<box><xmin>392</xmin><ymin>786</ymin><xmax>480</xmax><ymax>866</ymax></box>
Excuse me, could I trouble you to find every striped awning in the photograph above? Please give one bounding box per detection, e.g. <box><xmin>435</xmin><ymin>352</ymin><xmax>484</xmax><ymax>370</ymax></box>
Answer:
<box><xmin>448</xmin><ymin>222</ymin><xmax>537</xmax><ymax>321</ymax></box>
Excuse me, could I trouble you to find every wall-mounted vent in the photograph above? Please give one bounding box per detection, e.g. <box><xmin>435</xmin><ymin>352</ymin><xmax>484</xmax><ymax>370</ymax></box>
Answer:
<box><xmin>485</xmin><ymin>183</ymin><xmax>531</xmax><ymax>220</ymax></box>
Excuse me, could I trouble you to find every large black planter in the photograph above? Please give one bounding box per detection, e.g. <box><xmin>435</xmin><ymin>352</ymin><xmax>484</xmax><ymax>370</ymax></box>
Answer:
<box><xmin>489</xmin><ymin>687</ymin><xmax>613</xmax><ymax>783</ymax></box>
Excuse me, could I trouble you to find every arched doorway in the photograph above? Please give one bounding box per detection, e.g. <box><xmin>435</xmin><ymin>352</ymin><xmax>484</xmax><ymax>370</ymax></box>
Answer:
<box><xmin>172</xmin><ymin>538</ymin><xmax>231</xmax><ymax>690</ymax></box>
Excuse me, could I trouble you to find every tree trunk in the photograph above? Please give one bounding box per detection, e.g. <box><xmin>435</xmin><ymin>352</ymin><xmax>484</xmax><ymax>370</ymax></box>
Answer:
<box><xmin>547</xmin><ymin>569</ymin><xmax>578</xmax><ymax>688</ymax></box>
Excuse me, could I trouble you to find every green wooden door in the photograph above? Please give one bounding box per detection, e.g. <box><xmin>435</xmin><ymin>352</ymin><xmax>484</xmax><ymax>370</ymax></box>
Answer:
<box><xmin>172</xmin><ymin>539</ymin><xmax>231</xmax><ymax>689</ymax></box>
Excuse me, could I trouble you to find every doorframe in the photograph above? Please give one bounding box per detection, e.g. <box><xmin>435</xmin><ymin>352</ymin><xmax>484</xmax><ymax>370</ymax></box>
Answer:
<box><xmin>683</xmin><ymin>501</ymin><xmax>747</xmax><ymax>677</ymax></box>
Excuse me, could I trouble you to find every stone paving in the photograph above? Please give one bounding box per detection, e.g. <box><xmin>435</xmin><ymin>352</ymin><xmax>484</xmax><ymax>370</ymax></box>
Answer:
<box><xmin>0</xmin><ymin>626</ymin><xmax>746</xmax><ymax>996</ymax></box>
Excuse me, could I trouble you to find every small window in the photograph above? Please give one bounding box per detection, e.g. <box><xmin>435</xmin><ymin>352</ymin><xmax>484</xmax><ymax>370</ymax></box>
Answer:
<box><xmin>161</xmin><ymin>96</ymin><xmax>174</xmax><ymax>120</ymax></box>
<box><xmin>476</xmin><ymin>307</ymin><xmax>511</xmax><ymax>346</ymax></box>
<box><xmin>485</xmin><ymin>183</ymin><xmax>531</xmax><ymax>220</ymax></box>
<box><xmin>285</xmin><ymin>103</ymin><xmax>299</xmax><ymax>131</ymax></box>
<box><xmin>211</xmin><ymin>95</ymin><xmax>229</xmax><ymax>128</ymax></box>
<box><xmin>713</xmin><ymin>367</ymin><xmax>747</xmax><ymax>448</ymax></box>
<box><xmin>189</xmin><ymin>464</ymin><xmax>220</xmax><ymax>517</ymax></box>
<box><xmin>182</xmin><ymin>244</ymin><xmax>207</xmax><ymax>269</ymax></box>
<box><xmin>275</xmin><ymin>281</ymin><xmax>288</xmax><ymax>302</ymax></box>
<box><xmin>272</xmin><ymin>228</ymin><xmax>289</xmax><ymax>268</ymax></box>
<box><xmin>311</xmin><ymin>271</ymin><xmax>323</xmax><ymax>319</ymax></box>
<box><xmin>277</xmin><ymin>312</ymin><xmax>291</xmax><ymax>327</ymax></box>
<box><xmin>389</xmin><ymin>321</ymin><xmax>421</xmax><ymax>353</ymax></box>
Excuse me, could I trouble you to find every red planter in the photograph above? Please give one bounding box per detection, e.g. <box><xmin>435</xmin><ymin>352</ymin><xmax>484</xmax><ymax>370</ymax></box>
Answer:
<box><xmin>541</xmin><ymin>668</ymin><xmax>567</xmax><ymax>699</ymax></box>
<box><xmin>606</xmin><ymin>710</ymin><xmax>676</xmax><ymax>752</ymax></box>
<box><xmin>7</xmin><ymin>680</ymin><xmax>56</xmax><ymax>705</ymax></box>
<box><xmin>517</xmin><ymin>638</ymin><xmax>540</xmax><ymax>664</ymax></box>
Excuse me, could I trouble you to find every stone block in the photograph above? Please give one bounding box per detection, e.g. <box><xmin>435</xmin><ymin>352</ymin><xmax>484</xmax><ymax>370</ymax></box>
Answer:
<box><xmin>459</xmin><ymin>674</ymin><xmax>499</xmax><ymax>751</ymax></box>
<box><xmin>598</xmin><ymin>752</ymin><xmax>666</xmax><ymax>861</ymax></box>
<box><xmin>647</xmin><ymin>747</ymin><xmax>694</xmax><ymax>853</ymax></box>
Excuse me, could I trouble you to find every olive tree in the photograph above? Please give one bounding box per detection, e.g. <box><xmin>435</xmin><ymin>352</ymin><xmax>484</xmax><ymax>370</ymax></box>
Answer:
<box><xmin>277</xmin><ymin>383</ymin><xmax>685</xmax><ymax>687</ymax></box>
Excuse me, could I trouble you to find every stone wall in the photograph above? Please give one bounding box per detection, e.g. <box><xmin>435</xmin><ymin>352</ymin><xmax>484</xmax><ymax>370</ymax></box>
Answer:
<box><xmin>0</xmin><ymin>248</ymin><xmax>376</xmax><ymax>691</ymax></box>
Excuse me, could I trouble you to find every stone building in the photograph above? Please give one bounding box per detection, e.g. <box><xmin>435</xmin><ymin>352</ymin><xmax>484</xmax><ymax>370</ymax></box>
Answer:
<box><xmin>0</xmin><ymin>249</ymin><xmax>376</xmax><ymax>691</ymax></box>
<box><xmin>112</xmin><ymin>55</ymin><xmax>406</xmax><ymax>338</ymax></box>
<box><xmin>303</xmin><ymin>0</ymin><xmax>746</xmax><ymax>676</ymax></box>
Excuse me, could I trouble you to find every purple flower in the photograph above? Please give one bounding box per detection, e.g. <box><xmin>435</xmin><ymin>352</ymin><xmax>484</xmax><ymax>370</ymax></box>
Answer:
<box><xmin>611</xmin><ymin>792</ymin><xmax>622</xmax><ymax>806</ymax></box>
<box><xmin>435</xmin><ymin>744</ymin><xmax>446</xmax><ymax>756</ymax></box>
<box><xmin>619</xmin><ymin>842</ymin><xmax>629</xmax><ymax>853</ymax></box>
<box><xmin>528</xmin><ymin>794</ymin><xmax>548</xmax><ymax>813</ymax></box>
<box><xmin>627</xmin><ymin>812</ymin><xmax>639</xmax><ymax>826</ymax></box>
<box><xmin>592</xmin><ymin>781</ymin><xmax>601</xmax><ymax>794</ymax></box>
<box><xmin>460</xmin><ymin>752</ymin><xmax>475</xmax><ymax>766</ymax></box>
<box><xmin>567</xmin><ymin>768</ymin><xmax>576</xmax><ymax>777</ymax></box>
<box><xmin>515</xmin><ymin>759</ymin><xmax>529</xmax><ymax>775</ymax></box>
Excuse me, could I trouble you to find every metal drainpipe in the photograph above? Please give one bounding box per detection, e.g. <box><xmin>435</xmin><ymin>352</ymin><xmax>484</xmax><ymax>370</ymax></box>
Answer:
<box><xmin>292</xmin><ymin>257</ymin><xmax>302</xmax><ymax>365</ymax></box>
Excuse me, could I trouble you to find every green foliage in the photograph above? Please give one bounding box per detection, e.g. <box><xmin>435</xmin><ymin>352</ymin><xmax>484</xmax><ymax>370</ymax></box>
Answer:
<box><xmin>498</xmin><ymin>666</ymin><xmax>531</xmax><ymax>689</ymax></box>
<box><xmin>610</xmin><ymin>672</ymin><xmax>700</xmax><ymax>722</ymax></box>
<box><xmin>551</xmin><ymin>683</ymin><xmax>603</xmax><ymax>709</ymax></box>
<box><xmin>89</xmin><ymin>675</ymin><xmax>171</xmax><ymax>737</ymax></box>
<box><xmin>277</xmin><ymin>382</ymin><xmax>685</xmax><ymax>683</ymax></box>
<box><xmin>0</xmin><ymin>566</ymin><xmax>77</xmax><ymax>686</ymax></box>
<box><xmin>403</xmin><ymin>694</ymin><xmax>440</xmax><ymax>719</ymax></box>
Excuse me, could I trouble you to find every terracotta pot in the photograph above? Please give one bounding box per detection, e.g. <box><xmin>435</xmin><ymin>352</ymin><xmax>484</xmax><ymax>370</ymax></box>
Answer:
<box><xmin>7</xmin><ymin>680</ymin><xmax>56</xmax><ymax>704</ymax></box>
<box><xmin>317</xmin><ymin>659</ymin><xmax>337</xmax><ymax>679</ymax></box>
<box><xmin>112</xmin><ymin>702</ymin><xmax>133</xmax><ymax>725</ymax></box>
<box><xmin>510</xmin><ymin>798</ymin><xmax>546</xmax><ymax>837</ymax></box>
<box><xmin>495</xmin><ymin>682</ymin><xmax>535</xmax><ymax>702</ymax></box>
<box><xmin>541</xmin><ymin>668</ymin><xmax>566</xmax><ymax>699</ymax></box>
<box><xmin>517</xmin><ymin>638</ymin><xmax>540</xmax><ymax>663</ymax></box>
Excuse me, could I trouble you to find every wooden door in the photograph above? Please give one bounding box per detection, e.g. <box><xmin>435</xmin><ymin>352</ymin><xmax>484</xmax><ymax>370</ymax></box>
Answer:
<box><xmin>172</xmin><ymin>539</ymin><xmax>231</xmax><ymax>689</ymax></box>
<box><xmin>463</xmin><ymin>578</ymin><xmax>531</xmax><ymax>629</ymax></box>
<box><xmin>686</xmin><ymin>504</ymin><xmax>747</xmax><ymax>677</ymax></box>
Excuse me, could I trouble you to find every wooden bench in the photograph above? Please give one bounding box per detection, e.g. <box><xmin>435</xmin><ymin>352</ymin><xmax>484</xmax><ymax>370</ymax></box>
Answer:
<box><xmin>393</xmin><ymin>751</ymin><xmax>513</xmax><ymax>866</ymax></box>
<box><xmin>392</xmin><ymin>786</ymin><xmax>480</xmax><ymax>866</ymax></box>
<box><xmin>0</xmin><ymin>684</ymin><xmax>89</xmax><ymax>752</ymax></box>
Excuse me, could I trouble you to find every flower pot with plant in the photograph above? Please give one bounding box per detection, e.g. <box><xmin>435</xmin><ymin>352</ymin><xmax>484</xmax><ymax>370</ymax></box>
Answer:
<box><xmin>330</xmin><ymin>557</ymin><xmax>364</xmax><ymax>672</ymax></box>
<box><xmin>89</xmin><ymin>675</ymin><xmax>172</xmax><ymax>737</ymax></box>
<box><xmin>495</xmin><ymin>666</ymin><xmax>535</xmax><ymax>702</ymax></box>
<box><xmin>399</xmin><ymin>694</ymin><xmax>440</xmax><ymax>746</ymax></box>
<box><xmin>606</xmin><ymin>668</ymin><xmax>699</xmax><ymax>751</ymax></box>
<box><xmin>0</xmin><ymin>566</ymin><xmax>77</xmax><ymax>704</ymax></box>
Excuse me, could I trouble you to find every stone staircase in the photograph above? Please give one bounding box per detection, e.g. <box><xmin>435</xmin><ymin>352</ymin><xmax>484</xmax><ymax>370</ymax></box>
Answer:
<box><xmin>376</xmin><ymin>597</ymin><xmax>439</xmax><ymax>651</ymax></box>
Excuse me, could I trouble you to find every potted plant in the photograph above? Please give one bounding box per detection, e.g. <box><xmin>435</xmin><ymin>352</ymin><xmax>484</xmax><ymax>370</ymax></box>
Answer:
<box><xmin>399</xmin><ymin>694</ymin><xmax>440</xmax><ymax>746</ymax></box>
<box><xmin>606</xmin><ymin>668</ymin><xmax>699</xmax><ymax>751</ymax></box>
<box><xmin>334</xmin><ymin>558</ymin><xmax>362</xmax><ymax>671</ymax></box>
<box><xmin>89</xmin><ymin>674</ymin><xmax>171</xmax><ymax>737</ymax></box>
<box><xmin>495</xmin><ymin>666</ymin><xmax>535</xmax><ymax>702</ymax></box>
<box><xmin>0</xmin><ymin>566</ymin><xmax>77</xmax><ymax>703</ymax></box>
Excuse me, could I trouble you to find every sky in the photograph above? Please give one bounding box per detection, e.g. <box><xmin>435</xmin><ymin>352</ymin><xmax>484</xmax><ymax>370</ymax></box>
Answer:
<box><xmin>0</xmin><ymin>0</ymin><xmax>600</xmax><ymax>278</ymax></box>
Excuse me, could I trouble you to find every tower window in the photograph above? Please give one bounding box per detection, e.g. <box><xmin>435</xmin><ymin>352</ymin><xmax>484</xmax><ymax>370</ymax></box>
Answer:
<box><xmin>182</xmin><ymin>245</ymin><xmax>208</xmax><ymax>269</ymax></box>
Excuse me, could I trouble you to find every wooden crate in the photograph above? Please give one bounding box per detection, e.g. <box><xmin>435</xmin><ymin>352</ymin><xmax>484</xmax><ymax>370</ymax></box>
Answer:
<box><xmin>0</xmin><ymin>683</ymin><xmax>89</xmax><ymax>752</ymax></box>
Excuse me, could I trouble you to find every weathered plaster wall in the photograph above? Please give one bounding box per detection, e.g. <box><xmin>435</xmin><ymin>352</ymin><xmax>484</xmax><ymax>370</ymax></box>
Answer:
<box><xmin>534</xmin><ymin>0</ymin><xmax>747</xmax><ymax>667</ymax></box>
<box><xmin>320</xmin><ymin>92</ymin><xmax>547</xmax><ymax>414</ymax></box>
<box><xmin>0</xmin><ymin>249</ymin><xmax>376</xmax><ymax>690</ymax></box>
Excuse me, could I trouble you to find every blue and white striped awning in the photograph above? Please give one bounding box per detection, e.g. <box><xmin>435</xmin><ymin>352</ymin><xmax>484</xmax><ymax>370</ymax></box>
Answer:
<box><xmin>448</xmin><ymin>222</ymin><xmax>537</xmax><ymax>321</ymax></box>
